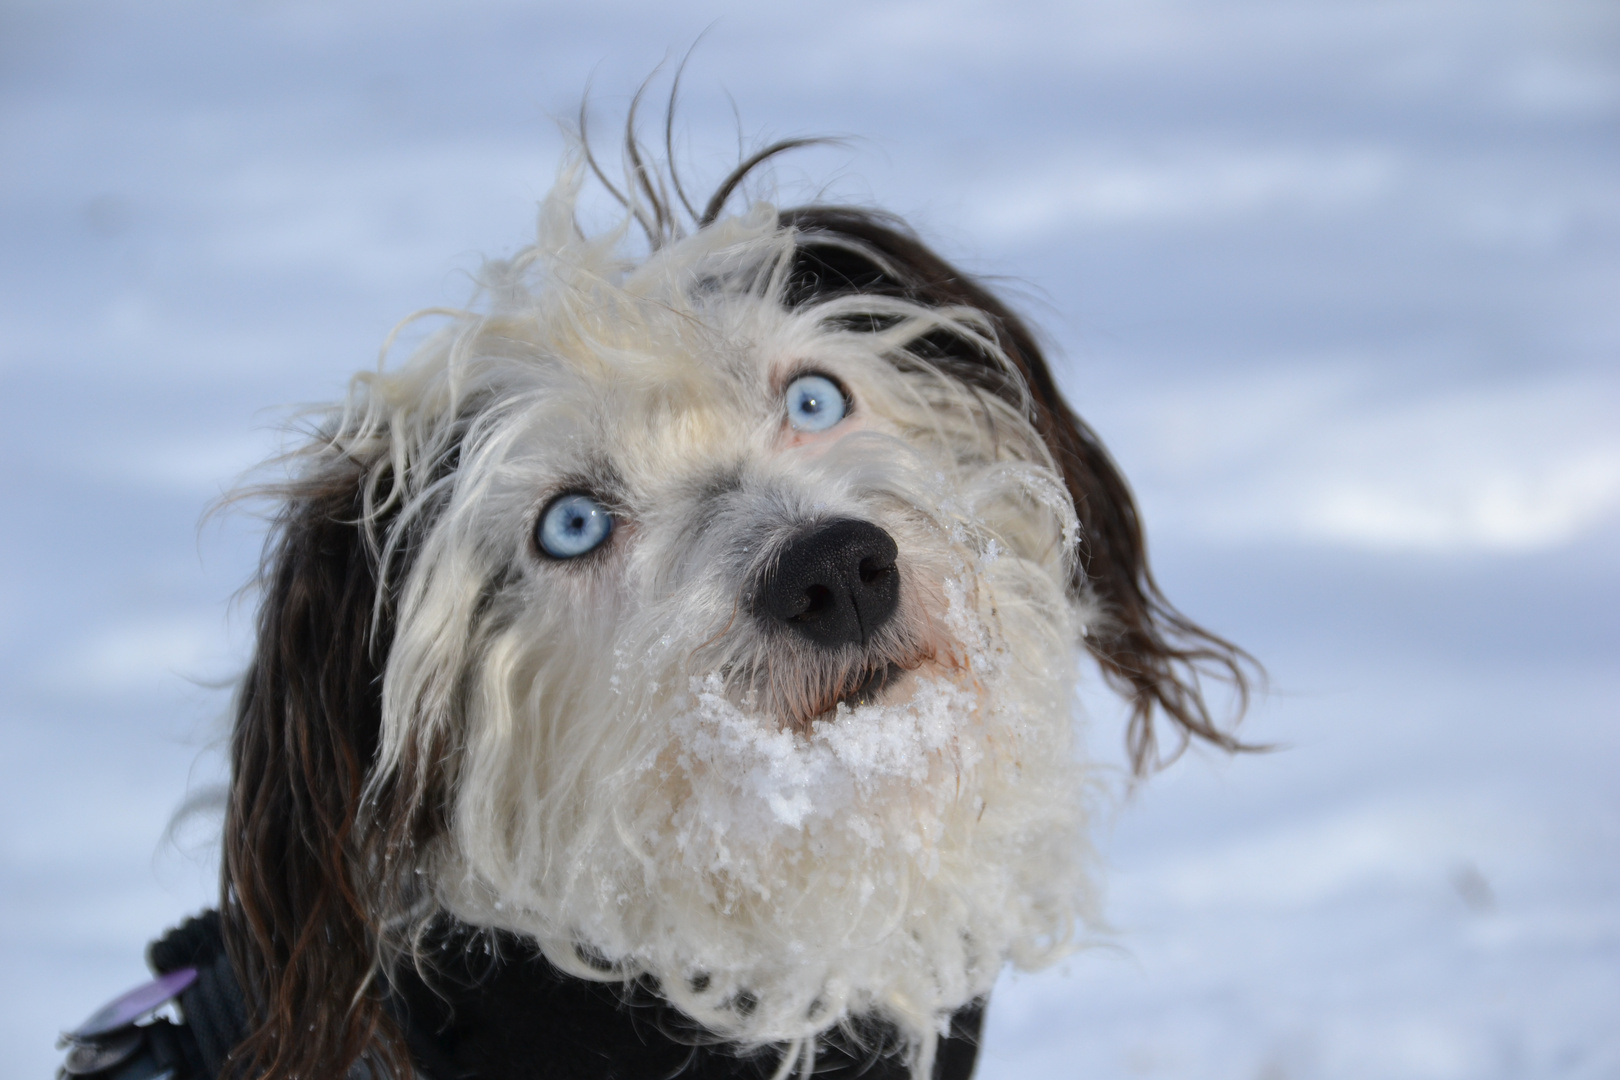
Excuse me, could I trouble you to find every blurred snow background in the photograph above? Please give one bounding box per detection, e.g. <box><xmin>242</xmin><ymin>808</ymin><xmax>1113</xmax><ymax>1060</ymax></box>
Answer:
<box><xmin>2</xmin><ymin>1</ymin><xmax>1616</xmax><ymax>1076</ymax></box>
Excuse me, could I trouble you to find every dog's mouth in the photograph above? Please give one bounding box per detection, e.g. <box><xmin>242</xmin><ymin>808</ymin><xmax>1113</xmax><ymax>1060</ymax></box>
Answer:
<box><xmin>718</xmin><ymin>647</ymin><xmax>944</xmax><ymax>732</ymax></box>
<box><xmin>835</xmin><ymin>662</ymin><xmax>905</xmax><ymax>711</ymax></box>
<box><xmin>792</xmin><ymin>660</ymin><xmax>915</xmax><ymax>729</ymax></box>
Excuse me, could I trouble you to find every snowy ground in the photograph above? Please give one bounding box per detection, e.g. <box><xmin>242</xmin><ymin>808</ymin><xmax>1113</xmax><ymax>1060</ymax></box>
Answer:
<box><xmin>3</xmin><ymin>2</ymin><xmax>1617</xmax><ymax>1077</ymax></box>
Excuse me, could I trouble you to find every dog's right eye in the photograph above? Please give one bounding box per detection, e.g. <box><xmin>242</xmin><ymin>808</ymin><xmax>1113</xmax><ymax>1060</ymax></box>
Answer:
<box><xmin>536</xmin><ymin>493</ymin><xmax>614</xmax><ymax>559</ymax></box>
<box><xmin>785</xmin><ymin>373</ymin><xmax>848</xmax><ymax>432</ymax></box>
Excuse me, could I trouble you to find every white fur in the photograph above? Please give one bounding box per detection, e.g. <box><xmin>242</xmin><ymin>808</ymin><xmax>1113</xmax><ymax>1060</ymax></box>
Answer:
<box><xmin>331</xmin><ymin>169</ymin><xmax>1097</xmax><ymax>1077</ymax></box>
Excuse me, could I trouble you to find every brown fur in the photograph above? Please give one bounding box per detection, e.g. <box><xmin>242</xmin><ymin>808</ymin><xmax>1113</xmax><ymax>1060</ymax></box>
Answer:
<box><xmin>223</xmin><ymin>461</ymin><xmax>410</xmax><ymax>1079</ymax></box>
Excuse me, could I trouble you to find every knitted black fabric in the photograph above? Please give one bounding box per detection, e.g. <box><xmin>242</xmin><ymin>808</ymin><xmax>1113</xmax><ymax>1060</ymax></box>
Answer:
<box><xmin>389</xmin><ymin>924</ymin><xmax>984</xmax><ymax>1080</ymax></box>
<box><xmin>148</xmin><ymin>910</ymin><xmax>250</xmax><ymax>1079</ymax></box>
<box><xmin>137</xmin><ymin>911</ymin><xmax>983</xmax><ymax>1080</ymax></box>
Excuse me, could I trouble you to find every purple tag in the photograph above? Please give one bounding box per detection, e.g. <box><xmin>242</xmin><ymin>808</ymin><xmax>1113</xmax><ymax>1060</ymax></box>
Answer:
<box><xmin>70</xmin><ymin>967</ymin><xmax>198</xmax><ymax>1039</ymax></box>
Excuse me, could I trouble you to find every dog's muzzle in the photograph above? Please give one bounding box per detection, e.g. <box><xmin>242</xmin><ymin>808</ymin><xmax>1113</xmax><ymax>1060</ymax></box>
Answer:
<box><xmin>757</xmin><ymin>518</ymin><xmax>900</xmax><ymax>649</ymax></box>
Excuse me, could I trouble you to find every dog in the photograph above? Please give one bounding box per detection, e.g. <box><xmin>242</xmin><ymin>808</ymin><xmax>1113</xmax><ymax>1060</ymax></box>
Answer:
<box><xmin>58</xmin><ymin>127</ymin><xmax>1250</xmax><ymax>1080</ymax></box>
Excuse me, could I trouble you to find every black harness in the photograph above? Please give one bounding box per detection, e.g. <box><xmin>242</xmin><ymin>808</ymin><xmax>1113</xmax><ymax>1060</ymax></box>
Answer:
<box><xmin>58</xmin><ymin>913</ymin><xmax>984</xmax><ymax>1080</ymax></box>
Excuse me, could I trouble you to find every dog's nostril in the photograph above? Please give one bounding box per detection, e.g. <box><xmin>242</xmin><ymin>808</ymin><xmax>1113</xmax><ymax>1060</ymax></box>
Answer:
<box><xmin>794</xmin><ymin>584</ymin><xmax>835</xmax><ymax>621</ymax></box>
<box><xmin>758</xmin><ymin>518</ymin><xmax>901</xmax><ymax>649</ymax></box>
<box><xmin>857</xmin><ymin>558</ymin><xmax>893</xmax><ymax>586</ymax></box>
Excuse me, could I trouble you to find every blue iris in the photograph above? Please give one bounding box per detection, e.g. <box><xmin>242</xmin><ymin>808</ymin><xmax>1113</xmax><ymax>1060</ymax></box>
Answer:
<box><xmin>537</xmin><ymin>493</ymin><xmax>613</xmax><ymax>558</ymax></box>
<box><xmin>785</xmin><ymin>373</ymin><xmax>848</xmax><ymax>432</ymax></box>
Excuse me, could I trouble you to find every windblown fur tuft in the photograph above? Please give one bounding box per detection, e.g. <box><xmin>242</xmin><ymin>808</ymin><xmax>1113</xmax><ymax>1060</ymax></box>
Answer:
<box><xmin>221</xmin><ymin>131</ymin><xmax>1254</xmax><ymax>1080</ymax></box>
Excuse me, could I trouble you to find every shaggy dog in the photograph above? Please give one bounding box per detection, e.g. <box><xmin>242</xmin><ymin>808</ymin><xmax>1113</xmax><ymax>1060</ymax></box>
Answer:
<box><xmin>60</xmin><ymin>127</ymin><xmax>1249</xmax><ymax>1080</ymax></box>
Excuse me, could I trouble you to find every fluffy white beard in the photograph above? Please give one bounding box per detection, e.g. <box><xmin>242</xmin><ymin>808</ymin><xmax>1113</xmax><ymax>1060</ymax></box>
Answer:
<box><xmin>429</xmin><ymin>540</ymin><xmax>1092</xmax><ymax>1070</ymax></box>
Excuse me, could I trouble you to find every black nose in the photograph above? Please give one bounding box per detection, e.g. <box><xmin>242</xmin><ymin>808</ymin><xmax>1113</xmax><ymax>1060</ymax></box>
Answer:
<box><xmin>758</xmin><ymin>519</ymin><xmax>900</xmax><ymax>649</ymax></box>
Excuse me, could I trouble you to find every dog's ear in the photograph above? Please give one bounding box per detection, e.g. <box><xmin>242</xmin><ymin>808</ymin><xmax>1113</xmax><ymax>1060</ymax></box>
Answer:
<box><xmin>780</xmin><ymin>207</ymin><xmax>1258</xmax><ymax>773</ymax></box>
<box><xmin>221</xmin><ymin>460</ymin><xmax>413</xmax><ymax>1080</ymax></box>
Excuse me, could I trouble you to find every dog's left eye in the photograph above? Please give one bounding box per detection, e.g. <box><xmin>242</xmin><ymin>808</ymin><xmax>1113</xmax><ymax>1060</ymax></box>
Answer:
<box><xmin>785</xmin><ymin>373</ymin><xmax>848</xmax><ymax>432</ymax></box>
<box><xmin>536</xmin><ymin>493</ymin><xmax>614</xmax><ymax>559</ymax></box>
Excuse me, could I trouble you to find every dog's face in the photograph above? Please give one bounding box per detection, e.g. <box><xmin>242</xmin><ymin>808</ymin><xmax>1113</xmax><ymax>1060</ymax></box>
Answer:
<box><xmin>223</xmin><ymin>165</ymin><xmax>1248</xmax><ymax>1080</ymax></box>
<box><xmin>366</xmin><ymin>201</ymin><xmax>1089</xmax><ymax>1042</ymax></box>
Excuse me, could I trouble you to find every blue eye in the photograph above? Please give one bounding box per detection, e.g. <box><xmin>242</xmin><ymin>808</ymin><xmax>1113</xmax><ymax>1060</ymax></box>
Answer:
<box><xmin>537</xmin><ymin>493</ymin><xmax>613</xmax><ymax>559</ymax></box>
<box><xmin>785</xmin><ymin>373</ymin><xmax>848</xmax><ymax>433</ymax></box>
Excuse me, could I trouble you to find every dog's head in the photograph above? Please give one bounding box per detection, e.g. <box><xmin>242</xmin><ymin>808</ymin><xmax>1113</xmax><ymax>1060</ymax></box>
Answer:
<box><xmin>222</xmin><ymin>154</ymin><xmax>1251</xmax><ymax>1079</ymax></box>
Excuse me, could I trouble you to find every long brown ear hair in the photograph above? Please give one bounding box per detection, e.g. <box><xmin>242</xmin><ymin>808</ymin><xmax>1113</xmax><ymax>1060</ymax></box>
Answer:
<box><xmin>777</xmin><ymin>206</ymin><xmax>1260</xmax><ymax>774</ymax></box>
<box><xmin>221</xmin><ymin>457</ymin><xmax>414</xmax><ymax>1080</ymax></box>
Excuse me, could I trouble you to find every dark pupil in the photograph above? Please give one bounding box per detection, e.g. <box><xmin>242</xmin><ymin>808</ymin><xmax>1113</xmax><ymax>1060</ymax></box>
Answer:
<box><xmin>567</xmin><ymin>513</ymin><xmax>586</xmax><ymax>532</ymax></box>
